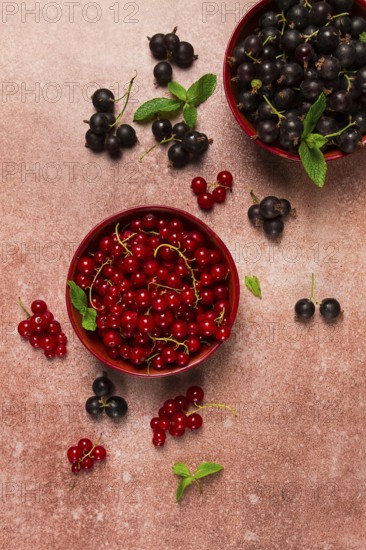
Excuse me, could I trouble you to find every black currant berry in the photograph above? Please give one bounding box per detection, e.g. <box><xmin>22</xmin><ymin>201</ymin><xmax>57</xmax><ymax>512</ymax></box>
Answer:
<box><xmin>237</xmin><ymin>90</ymin><xmax>259</xmax><ymax>113</ymax></box>
<box><xmin>116</xmin><ymin>124</ymin><xmax>137</xmax><ymax>148</ymax></box>
<box><xmin>104</xmin><ymin>112</ymin><xmax>116</xmax><ymax>131</ymax></box>
<box><xmin>153</xmin><ymin>61</ymin><xmax>173</xmax><ymax>85</ymax></box>
<box><xmin>259</xmin><ymin>11</ymin><xmax>280</xmax><ymax>28</ymax></box>
<box><xmin>295</xmin><ymin>299</ymin><xmax>315</xmax><ymax>320</ymax></box>
<box><xmin>182</xmin><ymin>131</ymin><xmax>206</xmax><ymax>154</ymax></box>
<box><xmin>173</xmin><ymin>41</ymin><xmax>195</xmax><ymax>67</ymax></box>
<box><xmin>152</xmin><ymin>118</ymin><xmax>172</xmax><ymax>141</ymax></box>
<box><xmin>104</xmin><ymin>134</ymin><xmax>121</xmax><ymax>153</ymax></box>
<box><xmin>336</xmin><ymin>127</ymin><xmax>362</xmax><ymax>152</ymax></box>
<box><xmin>164</xmin><ymin>32</ymin><xmax>180</xmax><ymax>51</ymax></box>
<box><xmin>334</xmin><ymin>43</ymin><xmax>357</xmax><ymax>70</ymax></box>
<box><xmin>149</xmin><ymin>33</ymin><xmax>167</xmax><ymax>60</ymax></box>
<box><xmin>353</xmin><ymin>109</ymin><xmax>366</xmax><ymax>133</ymax></box>
<box><xmin>236</xmin><ymin>62</ymin><xmax>256</xmax><ymax>85</ymax></box>
<box><xmin>316</xmin><ymin>116</ymin><xmax>339</xmax><ymax>136</ymax></box>
<box><xmin>168</xmin><ymin>143</ymin><xmax>190</xmax><ymax>167</ymax></box>
<box><xmin>85</xmin><ymin>130</ymin><xmax>104</xmax><ymax>152</ymax></box>
<box><xmin>89</xmin><ymin>113</ymin><xmax>110</xmax><ymax>135</ymax></box>
<box><xmin>247</xmin><ymin>204</ymin><xmax>264</xmax><ymax>226</ymax></box>
<box><xmin>259</xmin><ymin>196</ymin><xmax>282</xmax><ymax>218</ymax></box>
<box><xmin>92</xmin><ymin>88</ymin><xmax>115</xmax><ymax>113</ymax></box>
<box><xmin>310</xmin><ymin>1</ymin><xmax>333</xmax><ymax>26</ymax></box>
<box><xmin>282</xmin><ymin>29</ymin><xmax>303</xmax><ymax>52</ymax></box>
<box><xmin>85</xmin><ymin>396</ymin><xmax>103</xmax><ymax>416</ymax></box>
<box><xmin>329</xmin><ymin>0</ymin><xmax>353</xmax><ymax>12</ymax></box>
<box><xmin>279</xmin><ymin>198</ymin><xmax>291</xmax><ymax>217</ymax></box>
<box><xmin>319</xmin><ymin>298</ymin><xmax>341</xmax><ymax>320</ymax></box>
<box><xmin>92</xmin><ymin>375</ymin><xmax>113</xmax><ymax>397</ymax></box>
<box><xmin>263</xmin><ymin>217</ymin><xmax>284</xmax><ymax>236</ymax></box>
<box><xmin>105</xmin><ymin>396</ymin><xmax>128</xmax><ymax>418</ymax></box>
<box><xmin>172</xmin><ymin>121</ymin><xmax>190</xmax><ymax>138</ymax></box>
<box><xmin>286</xmin><ymin>4</ymin><xmax>310</xmax><ymax>29</ymax></box>
<box><xmin>257</xmin><ymin>119</ymin><xmax>279</xmax><ymax>143</ymax></box>
<box><xmin>274</xmin><ymin>88</ymin><xmax>296</xmax><ymax>110</ymax></box>
<box><xmin>317</xmin><ymin>26</ymin><xmax>339</xmax><ymax>54</ymax></box>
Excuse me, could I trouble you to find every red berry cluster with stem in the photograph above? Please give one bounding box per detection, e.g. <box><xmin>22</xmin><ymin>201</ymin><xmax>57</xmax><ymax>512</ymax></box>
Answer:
<box><xmin>67</xmin><ymin>438</ymin><xmax>106</xmax><ymax>474</ymax></box>
<box><xmin>72</xmin><ymin>212</ymin><xmax>233</xmax><ymax>373</ymax></box>
<box><xmin>17</xmin><ymin>299</ymin><xmax>68</xmax><ymax>358</ymax></box>
<box><xmin>191</xmin><ymin>171</ymin><xmax>234</xmax><ymax>211</ymax></box>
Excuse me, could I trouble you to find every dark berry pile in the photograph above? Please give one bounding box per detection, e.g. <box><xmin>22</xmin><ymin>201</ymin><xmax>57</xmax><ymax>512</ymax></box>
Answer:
<box><xmin>247</xmin><ymin>194</ymin><xmax>292</xmax><ymax>236</ymax></box>
<box><xmin>150</xmin><ymin>386</ymin><xmax>204</xmax><ymax>446</ymax></box>
<box><xmin>230</xmin><ymin>0</ymin><xmax>366</xmax><ymax>153</ymax></box>
<box><xmin>72</xmin><ymin>213</ymin><xmax>232</xmax><ymax>373</ymax></box>
<box><xmin>191</xmin><ymin>171</ymin><xmax>234</xmax><ymax>210</ymax></box>
<box><xmin>85</xmin><ymin>88</ymin><xmax>138</xmax><ymax>155</ymax></box>
<box><xmin>17</xmin><ymin>299</ymin><xmax>68</xmax><ymax>358</ymax></box>
<box><xmin>143</xmin><ymin>119</ymin><xmax>210</xmax><ymax>167</ymax></box>
<box><xmin>67</xmin><ymin>438</ymin><xmax>106</xmax><ymax>474</ymax></box>
<box><xmin>149</xmin><ymin>27</ymin><xmax>197</xmax><ymax>86</ymax></box>
<box><xmin>85</xmin><ymin>374</ymin><xmax>128</xmax><ymax>418</ymax></box>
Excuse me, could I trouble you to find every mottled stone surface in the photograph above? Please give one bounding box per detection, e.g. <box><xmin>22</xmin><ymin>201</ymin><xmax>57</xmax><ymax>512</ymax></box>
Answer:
<box><xmin>1</xmin><ymin>1</ymin><xmax>365</xmax><ymax>549</ymax></box>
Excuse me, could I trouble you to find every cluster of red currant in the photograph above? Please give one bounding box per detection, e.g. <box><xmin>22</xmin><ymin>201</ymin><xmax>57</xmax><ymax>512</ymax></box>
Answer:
<box><xmin>67</xmin><ymin>438</ymin><xmax>106</xmax><ymax>474</ymax></box>
<box><xmin>191</xmin><ymin>171</ymin><xmax>234</xmax><ymax>210</ymax></box>
<box><xmin>72</xmin><ymin>212</ymin><xmax>232</xmax><ymax>373</ymax></box>
<box><xmin>150</xmin><ymin>386</ymin><xmax>204</xmax><ymax>446</ymax></box>
<box><xmin>17</xmin><ymin>299</ymin><xmax>67</xmax><ymax>358</ymax></box>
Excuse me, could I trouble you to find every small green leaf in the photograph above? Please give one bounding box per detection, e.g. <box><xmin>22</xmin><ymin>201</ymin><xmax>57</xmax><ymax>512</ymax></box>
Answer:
<box><xmin>183</xmin><ymin>103</ymin><xmax>198</xmax><ymax>128</ymax></box>
<box><xmin>186</xmin><ymin>74</ymin><xmax>217</xmax><ymax>107</ymax></box>
<box><xmin>244</xmin><ymin>276</ymin><xmax>262</xmax><ymax>299</ymax></box>
<box><xmin>360</xmin><ymin>32</ymin><xmax>366</xmax><ymax>43</ymax></box>
<box><xmin>81</xmin><ymin>307</ymin><xmax>97</xmax><ymax>331</ymax></box>
<box><xmin>168</xmin><ymin>81</ymin><xmax>187</xmax><ymax>102</ymax></box>
<box><xmin>133</xmin><ymin>98</ymin><xmax>183</xmax><ymax>121</ymax></box>
<box><xmin>173</xmin><ymin>462</ymin><xmax>191</xmax><ymax>478</ymax></box>
<box><xmin>301</xmin><ymin>93</ymin><xmax>327</xmax><ymax>138</ymax></box>
<box><xmin>305</xmin><ymin>133</ymin><xmax>328</xmax><ymax>149</ymax></box>
<box><xmin>176</xmin><ymin>477</ymin><xmax>193</xmax><ymax>502</ymax></box>
<box><xmin>194</xmin><ymin>462</ymin><xmax>224</xmax><ymax>480</ymax></box>
<box><xmin>299</xmin><ymin>141</ymin><xmax>327</xmax><ymax>188</ymax></box>
<box><xmin>67</xmin><ymin>280</ymin><xmax>87</xmax><ymax>312</ymax></box>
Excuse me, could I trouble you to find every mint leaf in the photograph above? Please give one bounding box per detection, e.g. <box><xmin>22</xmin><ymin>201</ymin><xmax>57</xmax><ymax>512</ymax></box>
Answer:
<box><xmin>133</xmin><ymin>98</ymin><xmax>183</xmax><ymax>121</ymax></box>
<box><xmin>186</xmin><ymin>74</ymin><xmax>217</xmax><ymax>107</ymax></box>
<box><xmin>67</xmin><ymin>281</ymin><xmax>87</xmax><ymax>312</ymax></box>
<box><xmin>305</xmin><ymin>133</ymin><xmax>328</xmax><ymax>149</ymax></box>
<box><xmin>82</xmin><ymin>307</ymin><xmax>97</xmax><ymax>331</ymax></box>
<box><xmin>173</xmin><ymin>462</ymin><xmax>191</xmax><ymax>478</ymax></box>
<box><xmin>360</xmin><ymin>32</ymin><xmax>366</xmax><ymax>43</ymax></box>
<box><xmin>244</xmin><ymin>276</ymin><xmax>262</xmax><ymax>299</ymax></box>
<box><xmin>302</xmin><ymin>93</ymin><xmax>327</xmax><ymax>138</ymax></box>
<box><xmin>176</xmin><ymin>477</ymin><xmax>193</xmax><ymax>502</ymax></box>
<box><xmin>183</xmin><ymin>103</ymin><xmax>198</xmax><ymax>128</ymax></box>
<box><xmin>168</xmin><ymin>81</ymin><xmax>187</xmax><ymax>102</ymax></box>
<box><xmin>193</xmin><ymin>462</ymin><xmax>224</xmax><ymax>480</ymax></box>
<box><xmin>299</xmin><ymin>141</ymin><xmax>327</xmax><ymax>188</ymax></box>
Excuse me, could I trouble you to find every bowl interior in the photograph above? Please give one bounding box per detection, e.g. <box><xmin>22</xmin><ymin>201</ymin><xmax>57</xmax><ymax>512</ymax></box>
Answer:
<box><xmin>223</xmin><ymin>0</ymin><xmax>366</xmax><ymax>160</ymax></box>
<box><xmin>66</xmin><ymin>206</ymin><xmax>240</xmax><ymax>378</ymax></box>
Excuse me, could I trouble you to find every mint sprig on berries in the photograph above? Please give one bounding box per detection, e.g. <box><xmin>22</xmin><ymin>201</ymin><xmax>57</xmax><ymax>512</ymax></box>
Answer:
<box><xmin>173</xmin><ymin>461</ymin><xmax>224</xmax><ymax>502</ymax></box>
<box><xmin>244</xmin><ymin>276</ymin><xmax>262</xmax><ymax>299</ymax></box>
<box><xmin>133</xmin><ymin>73</ymin><xmax>217</xmax><ymax>128</ymax></box>
<box><xmin>67</xmin><ymin>281</ymin><xmax>97</xmax><ymax>331</ymax></box>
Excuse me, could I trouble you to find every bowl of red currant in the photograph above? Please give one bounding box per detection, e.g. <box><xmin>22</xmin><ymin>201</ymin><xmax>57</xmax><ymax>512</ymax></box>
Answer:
<box><xmin>66</xmin><ymin>206</ymin><xmax>240</xmax><ymax>377</ymax></box>
<box><xmin>223</xmin><ymin>0</ymin><xmax>366</xmax><ymax>162</ymax></box>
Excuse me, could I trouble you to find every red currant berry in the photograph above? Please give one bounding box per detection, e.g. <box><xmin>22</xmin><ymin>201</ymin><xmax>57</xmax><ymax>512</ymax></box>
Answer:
<box><xmin>137</xmin><ymin>315</ymin><xmax>155</xmax><ymax>334</ymax></box>
<box><xmin>142</xmin><ymin>213</ymin><xmax>158</xmax><ymax>230</ymax></box>
<box><xmin>71</xmin><ymin>463</ymin><xmax>81</xmax><ymax>474</ymax></box>
<box><xmin>29</xmin><ymin>334</ymin><xmax>42</xmax><ymax>348</ymax></box>
<box><xmin>217</xmin><ymin>171</ymin><xmax>233</xmax><ymax>188</ymax></box>
<box><xmin>198</xmin><ymin>319</ymin><xmax>217</xmax><ymax>337</ymax></box>
<box><xmin>150</xmin><ymin>417</ymin><xmax>160</xmax><ymax>429</ymax></box>
<box><xmin>55</xmin><ymin>344</ymin><xmax>67</xmax><ymax>357</ymax></box>
<box><xmin>163</xmin><ymin>399</ymin><xmax>178</xmax><ymax>416</ymax></box>
<box><xmin>212</xmin><ymin>186</ymin><xmax>227</xmax><ymax>203</ymax></box>
<box><xmin>170</xmin><ymin>411</ymin><xmax>188</xmax><ymax>431</ymax></box>
<box><xmin>152</xmin><ymin>429</ymin><xmax>166</xmax><ymax>446</ymax></box>
<box><xmin>18</xmin><ymin>320</ymin><xmax>32</xmax><ymax>338</ymax></box>
<box><xmin>174</xmin><ymin>395</ymin><xmax>189</xmax><ymax>411</ymax></box>
<box><xmin>158</xmin><ymin>418</ymin><xmax>170</xmax><ymax>430</ymax></box>
<box><xmin>47</xmin><ymin>320</ymin><xmax>61</xmax><ymax>334</ymax></box>
<box><xmin>92</xmin><ymin>445</ymin><xmax>106</xmax><ymax>461</ymax></box>
<box><xmin>151</xmin><ymin>354</ymin><xmax>167</xmax><ymax>370</ymax></box>
<box><xmin>161</xmin><ymin>347</ymin><xmax>177</xmax><ymax>364</ymax></box>
<box><xmin>77</xmin><ymin>257</ymin><xmax>95</xmax><ymax>275</ymax></box>
<box><xmin>40</xmin><ymin>334</ymin><xmax>57</xmax><ymax>352</ymax></box>
<box><xmin>31</xmin><ymin>300</ymin><xmax>48</xmax><ymax>315</ymax></box>
<box><xmin>191</xmin><ymin>177</ymin><xmax>207</xmax><ymax>195</ymax></box>
<box><xmin>187</xmin><ymin>412</ymin><xmax>203</xmax><ymax>430</ymax></box>
<box><xmin>80</xmin><ymin>456</ymin><xmax>94</xmax><ymax>470</ymax></box>
<box><xmin>197</xmin><ymin>192</ymin><xmax>214</xmax><ymax>210</ymax></box>
<box><xmin>168</xmin><ymin>425</ymin><xmax>185</xmax><ymax>437</ymax></box>
<box><xmin>78</xmin><ymin>438</ymin><xmax>93</xmax><ymax>453</ymax></box>
<box><xmin>186</xmin><ymin>336</ymin><xmax>200</xmax><ymax>354</ymax></box>
<box><xmin>215</xmin><ymin>326</ymin><xmax>231</xmax><ymax>342</ymax></box>
<box><xmin>67</xmin><ymin>446</ymin><xmax>82</xmax><ymax>464</ymax></box>
<box><xmin>186</xmin><ymin>385</ymin><xmax>204</xmax><ymax>403</ymax></box>
<box><xmin>29</xmin><ymin>314</ymin><xmax>49</xmax><ymax>333</ymax></box>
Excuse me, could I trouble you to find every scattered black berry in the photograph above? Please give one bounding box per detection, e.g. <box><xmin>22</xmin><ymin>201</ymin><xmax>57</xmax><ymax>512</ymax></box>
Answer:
<box><xmin>154</xmin><ymin>61</ymin><xmax>173</xmax><ymax>85</ymax></box>
<box><xmin>295</xmin><ymin>298</ymin><xmax>316</xmax><ymax>319</ymax></box>
<box><xmin>319</xmin><ymin>298</ymin><xmax>341</xmax><ymax>319</ymax></box>
<box><xmin>92</xmin><ymin>88</ymin><xmax>115</xmax><ymax>113</ymax></box>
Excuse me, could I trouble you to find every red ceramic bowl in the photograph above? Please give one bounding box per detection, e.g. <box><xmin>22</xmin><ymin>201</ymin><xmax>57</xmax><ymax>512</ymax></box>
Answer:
<box><xmin>223</xmin><ymin>0</ymin><xmax>366</xmax><ymax>160</ymax></box>
<box><xmin>66</xmin><ymin>206</ymin><xmax>240</xmax><ymax>378</ymax></box>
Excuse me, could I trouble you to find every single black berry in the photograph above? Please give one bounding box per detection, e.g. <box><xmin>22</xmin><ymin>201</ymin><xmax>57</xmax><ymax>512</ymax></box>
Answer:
<box><xmin>85</xmin><ymin>130</ymin><xmax>104</xmax><ymax>152</ymax></box>
<box><xmin>167</xmin><ymin>143</ymin><xmax>190</xmax><ymax>167</ymax></box>
<box><xmin>172</xmin><ymin>121</ymin><xmax>190</xmax><ymax>139</ymax></box>
<box><xmin>319</xmin><ymin>298</ymin><xmax>341</xmax><ymax>320</ymax></box>
<box><xmin>92</xmin><ymin>375</ymin><xmax>113</xmax><ymax>397</ymax></box>
<box><xmin>182</xmin><ymin>131</ymin><xmax>207</xmax><ymax>154</ymax></box>
<box><xmin>153</xmin><ymin>61</ymin><xmax>173</xmax><ymax>86</ymax></box>
<box><xmin>295</xmin><ymin>299</ymin><xmax>315</xmax><ymax>320</ymax></box>
<box><xmin>247</xmin><ymin>204</ymin><xmax>264</xmax><ymax>226</ymax></box>
<box><xmin>88</xmin><ymin>113</ymin><xmax>110</xmax><ymax>135</ymax></box>
<box><xmin>164</xmin><ymin>32</ymin><xmax>180</xmax><ymax>51</ymax></box>
<box><xmin>105</xmin><ymin>396</ymin><xmax>128</xmax><ymax>418</ymax></box>
<box><xmin>173</xmin><ymin>41</ymin><xmax>195</xmax><ymax>67</ymax></box>
<box><xmin>85</xmin><ymin>396</ymin><xmax>103</xmax><ymax>416</ymax></box>
<box><xmin>259</xmin><ymin>196</ymin><xmax>282</xmax><ymax>219</ymax></box>
<box><xmin>263</xmin><ymin>217</ymin><xmax>284</xmax><ymax>236</ymax></box>
<box><xmin>104</xmin><ymin>134</ymin><xmax>121</xmax><ymax>153</ymax></box>
<box><xmin>116</xmin><ymin>124</ymin><xmax>137</xmax><ymax>148</ymax></box>
<box><xmin>149</xmin><ymin>33</ymin><xmax>167</xmax><ymax>60</ymax></box>
<box><xmin>92</xmin><ymin>88</ymin><xmax>115</xmax><ymax>113</ymax></box>
<box><xmin>152</xmin><ymin>118</ymin><xmax>172</xmax><ymax>141</ymax></box>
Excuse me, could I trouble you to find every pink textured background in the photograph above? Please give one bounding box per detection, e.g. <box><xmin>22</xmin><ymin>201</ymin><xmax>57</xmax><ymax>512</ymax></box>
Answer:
<box><xmin>1</xmin><ymin>1</ymin><xmax>365</xmax><ymax>548</ymax></box>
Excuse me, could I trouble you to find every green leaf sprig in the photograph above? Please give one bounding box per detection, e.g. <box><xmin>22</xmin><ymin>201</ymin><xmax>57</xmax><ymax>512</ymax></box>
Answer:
<box><xmin>133</xmin><ymin>73</ymin><xmax>217</xmax><ymax>128</ymax></box>
<box><xmin>173</xmin><ymin>461</ymin><xmax>224</xmax><ymax>502</ymax></box>
<box><xmin>67</xmin><ymin>281</ymin><xmax>97</xmax><ymax>331</ymax></box>
<box><xmin>244</xmin><ymin>276</ymin><xmax>262</xmax><ymax>299</ymax></box>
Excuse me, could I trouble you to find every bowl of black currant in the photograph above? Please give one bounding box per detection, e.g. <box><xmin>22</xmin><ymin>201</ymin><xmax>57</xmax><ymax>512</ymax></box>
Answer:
<box><xmin>224</xmin><ymin>0</ymin><xmax>366</xmax><ymax>165</ymax></box>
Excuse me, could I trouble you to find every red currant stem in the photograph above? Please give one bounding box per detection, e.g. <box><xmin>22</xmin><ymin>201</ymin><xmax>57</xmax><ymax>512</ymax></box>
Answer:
<box><xmin>250</xmin><ymin>190</ymin><xmax>261</xmax><ymax>204</ymax></box>
<box><xmin>111</xmin><ymin>70</ymin><xmax>138</xmax><ymax>127</ymax></box>
<box><xmin>145</xmin><ymin>352</ymin><xmax>160</xmax><ymax>375</ymax></box>
<box><xmin>214</xmin><ymin>307</ymin><xmax>225</xmax><ymax>327</ymax></box>
<box><xmin>324</xmin><ymin>120</ymin><xmax>356</xmax><ymax>140</ymax></box>
<box><xmin>115</xmin><ymin>223</ymin><xmax>136</xmax><ymax>256</ymax></box>
<box><xmin>187</xmin><ymin>403</ymin><xmax>238</xmax><ymax>417</ymax></box>
<box><xmin>148</xmin><ymin>334</ymin><xmax>189</xmax><ymax>355</ymax></box>
<box><xmin>18</xmin><ymin>297</ymin><xmax>31</xmax><ymax>319</ymax></box>
<box><xmin>148</xmin><ymin>280</ymin><xmax>183</xmax><ymax>293</ymax></box>
<box><xmin>77</xmin><ymin>436</ymin><xmax>102</xmax><ymax>467</ymax></box>
<box><xmin>263</xmin><ymin>95</ymin><xmax>285</xmax><ymax>121</ymax></box>
<box><xmin>153</xmin><ymin>243</ymin><xmax>200</xmax><ymax>307</ymax></box>
<box><xmin>139</xmin><ymin>136</ymin><xmax>182</xmax><ymax>162</ymax></box>
<box><xmin>88</xmin><ymin>259</ymin><xmax>112</xmax><ymax>310</ymax></box>
<box><xmin>141</xmin><ymin>229</ymin><xmax>160</xmax><ymax>235</ymax></box>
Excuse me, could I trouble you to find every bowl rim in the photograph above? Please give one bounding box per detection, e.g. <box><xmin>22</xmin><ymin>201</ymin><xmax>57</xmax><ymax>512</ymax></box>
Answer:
<box><xmin>223</xmin><ymin>0</ymin><xmax>366</xmax><ymax>161</ymax></box>
<box><xmin>66</xmin><ymin>205</ymin><xmax>240</xmax><ymax>378</ymax></box>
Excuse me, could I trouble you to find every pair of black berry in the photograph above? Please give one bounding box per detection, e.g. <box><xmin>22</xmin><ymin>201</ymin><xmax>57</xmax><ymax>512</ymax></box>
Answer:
<box><xmin>295</xmin><ymin>297</ymin><xmax>341</xmax><ymax>320</ymax></box>
<box><xmin>247</xmin><ymin>195</ymin><xmax>292</xmax><ymax>236</ymax></box>
<box><xmin>149</xmin><ymin>27</ymin><xmax>197</xmax><ymax>86</ymax></box>
<box><xmin>150</xmin><ymin>118</ymin><xmax>210</xmax><ymax>167</ymax></box>
<box><xmin>85</xmin><ymin>374</ymin><xmax>128</xmax><ymax>419</ymax></box>
<box><xmin>85</xmin><ymin>88</ymin><xmax>138</xmax><ymax>155</ymax></box>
